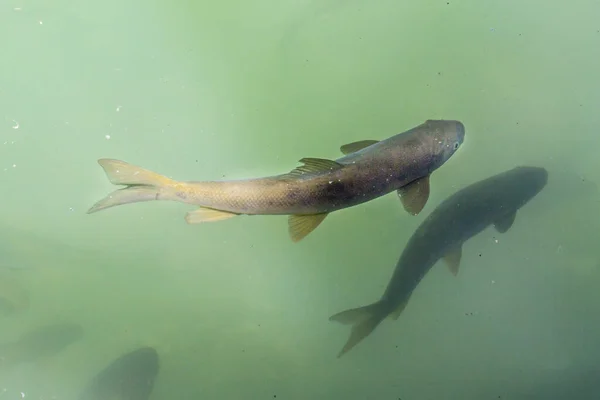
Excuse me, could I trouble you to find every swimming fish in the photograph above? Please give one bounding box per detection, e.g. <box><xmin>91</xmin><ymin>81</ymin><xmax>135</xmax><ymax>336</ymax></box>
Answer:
<box><xmin>77</xmin><ymin>347</ymin><xmax>159</xmax><ymax>400</ymax></box>
<box><xmin>0</xmin><ymin>322</ymin><xmax>84</xmax><ymax>368</ymax></box>
<box><xmin>0</xmin><ymin>270</ymin><xmax>29</xmax><ymax>315</ymax></box>
<box><xmin>330</xmin><ymin>166</ymin><xmax>549</xmax><ymax>357</ymax></box>
<box><xmin>87</xmin><ymin>120</ymin><xmax>465</xmax><ymax>242</ymax></box>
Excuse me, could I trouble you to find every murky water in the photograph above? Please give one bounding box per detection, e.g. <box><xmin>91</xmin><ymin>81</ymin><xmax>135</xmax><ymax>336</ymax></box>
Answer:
<box><xmin>1</xmin><ymin>0</ymin><xmax>600</xmax><ymax>399</ymax></box>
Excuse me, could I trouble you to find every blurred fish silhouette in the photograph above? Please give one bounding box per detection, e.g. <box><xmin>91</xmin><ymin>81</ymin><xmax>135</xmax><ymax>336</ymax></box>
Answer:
<box><xmin>330</xmin><ymin>166</ymin><xmax>549</xmax><ymax>357</ymax></box>
<box><xmin>77</xmin><ymin>347</ymin><xmax>159</xmax><ymax>400</ymax></box>
<box><xmin>0</xmin><ymin>322</ymin><xmax>84</xmax><ymax>369</ymax></box>
<box><xmin>0</xmin><ymin>270</ymin><xmax>29</xmax><ymax>315</ymax></box>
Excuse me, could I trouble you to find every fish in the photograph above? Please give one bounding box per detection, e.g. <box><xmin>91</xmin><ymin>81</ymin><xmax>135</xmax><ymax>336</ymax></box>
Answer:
<box><xmin>329</xmin><ymin>166</ymin><xmax>549</xmax><ymax>357</ymax></box>
<box><xmin>0</xmin><ymin>322</ymin><xmax>84</xmax><ymax>368</ymax></box>
<box><xmin>0</xmin><ymin>270</ymin><xmax>29</xmax><ymax>315</ymax></box>
<box><xmin>87</xmin><ymin>119</ymin><xmax>465</xmax><ymax>242</ymax></box>
<box><xmin>77</xmin><ymin>347</ymin><xmax>159</xmax><ymax>400</ymax></box>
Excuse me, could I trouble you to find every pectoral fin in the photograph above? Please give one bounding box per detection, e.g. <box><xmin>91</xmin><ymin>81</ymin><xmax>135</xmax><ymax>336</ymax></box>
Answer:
<box><xmin>288</xmin><ymin>213</ymin><xmax>328</xmax><ymax>242</ymax></box>
<box><xmin>340</xmin><ymin>140</ymin><xmax>379</xmax><ymax>155</ymax></box>
<box><xmin>397</xmin><ymin>175</ymin><xmax>431</xmax><ymax>215</ymax></box>
<box><xmin>443</xmin><ymin>245</ymin><xmax>462</xmax><ymax>276</ymax></box>
<box><xmin>493</xmin><ymin>211</ymin><xmax>516</xmax><ymax>233</ymax></box>
<box><xmin>185</xmin><ymin>207</ymin><xmax>239</xmax><ymax>223</ymax></box>
<box><xmin>284</xmin><ymin>158</ymin><xmax>344</xmax><ymax>178</ymax></box>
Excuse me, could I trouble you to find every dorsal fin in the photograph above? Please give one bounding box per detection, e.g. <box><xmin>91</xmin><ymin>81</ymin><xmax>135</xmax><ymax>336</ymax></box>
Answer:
<box><xmin>388</xmin><ymin>300</ymin><xmax>408</xmax><ymax>320</ymax></box>
<box><xmin>283</xmin><ymin>157</ymin><xmax>344</xmax><ymax>179</ymax></box>
<box><xmin>340</xmin><ymin>140</ymin><xmax>379</xmax><ymax>155</ymax></box>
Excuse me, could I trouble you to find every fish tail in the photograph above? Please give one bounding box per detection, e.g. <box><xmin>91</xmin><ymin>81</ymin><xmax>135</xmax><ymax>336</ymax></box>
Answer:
<box><xmin>329</xmin><ymin>301</ymin><xmax>387</xmax><ymax>358</ymax></box>
<box><xmin>87</xmin><ymin>159</ymin><xmax>177</xmax><ymax>214</ymax></box>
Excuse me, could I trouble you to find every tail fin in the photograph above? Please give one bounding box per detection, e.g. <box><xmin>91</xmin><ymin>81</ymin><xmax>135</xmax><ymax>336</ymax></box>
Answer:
<box><xmin>329</xmin><ymin>301</ymin><xmax>387</xmax><ymax>358</ymax></box>
<box><xmin>87</xmin><ymin>159</ymin><xmax>176</xmax><ymax>214</ymax></box>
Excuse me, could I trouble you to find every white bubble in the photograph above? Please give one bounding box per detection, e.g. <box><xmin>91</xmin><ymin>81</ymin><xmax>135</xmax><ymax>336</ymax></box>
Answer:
<box><xmin>105</xmin><ymin>135</ymin><xmax>111</xmax><ymax>140</ymax></box>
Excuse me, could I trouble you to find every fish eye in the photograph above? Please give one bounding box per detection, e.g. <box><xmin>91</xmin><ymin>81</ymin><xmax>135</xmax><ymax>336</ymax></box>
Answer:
<box><xmin>453</xmin><ymin>142</ymin><xmax>460</xmax><ymax>150</ymax></box>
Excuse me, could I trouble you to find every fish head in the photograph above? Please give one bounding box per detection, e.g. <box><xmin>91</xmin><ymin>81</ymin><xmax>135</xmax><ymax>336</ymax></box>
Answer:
<box><xmin>424</xmin><ymin>119</ymin><xmax>465</xmax><ymax>171</ymax></box>
<box><xmin>502</xmin><ymin>166</ymin><xmax>549</xmax><ymax>207</ymax></box>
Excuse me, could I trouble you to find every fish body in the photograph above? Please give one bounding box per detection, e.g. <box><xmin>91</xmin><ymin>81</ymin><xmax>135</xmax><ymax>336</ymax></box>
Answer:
<box><xmin>0</xmin><ymin>270</ymin><xmax>29</xmax><ymax>315</ymax></box>
<box><xmin>0</xmin><ymin>322</ymin><xmax>84</xmax><ymax>368</ymax></box>
<box><xmin>330</xmin><ymin>166</ymin><xmax>549</xmax><ymax>357</ymax></box>
<box><xmin>88</xmin><ymin>120</ymin><xmax>465</xmax><ymax>241</ymax></box>
<box><xmin>77</xmin><ymin>347</ymin><xmax>159</xmax><ymax>400</ymax></box>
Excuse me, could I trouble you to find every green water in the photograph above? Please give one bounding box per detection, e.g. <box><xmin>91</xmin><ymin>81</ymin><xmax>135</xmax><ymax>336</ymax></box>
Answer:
<box><xmin>1</xmin><ymin>0</ymin><xmax>600</xmax><ymax>398</ymax></box>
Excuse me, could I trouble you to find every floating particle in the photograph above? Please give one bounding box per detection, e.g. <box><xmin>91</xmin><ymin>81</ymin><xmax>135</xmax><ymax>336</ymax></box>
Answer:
<box><xmin>105</xmin><ymin>135</ymin><xmax>111</xmax><ymax>140</ymax></box>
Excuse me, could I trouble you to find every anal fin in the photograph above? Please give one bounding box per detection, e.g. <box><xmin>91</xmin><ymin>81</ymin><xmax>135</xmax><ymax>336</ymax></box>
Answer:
<box><xmin>397</xmin><ymin>175</ymin><xmax>431</xmax><ymax>215</ymax></box>
<box><xmin>185</xmin><ymin>207</ymin><xmax>239</xmax><ymax>224</ymax></box>
<box><xmin>288</xmin><ymin>213</ymin><xmax>328</xmax><ymax>242</ymax></box>
<box><xmin>340</xmin><ymin>140</ymin><xmax>379</xmax><ymax>155</ymax></box>
<box><xmin>388</xmin><ymin>301</ymin><xmax>408</xmax><ymax>320</ymax></box>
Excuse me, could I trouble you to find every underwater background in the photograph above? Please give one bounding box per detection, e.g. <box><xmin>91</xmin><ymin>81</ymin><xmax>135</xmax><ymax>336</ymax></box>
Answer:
<box><xmin>1</xmin><ymin>0</ymin><xmax>600</xmax><ymax>398</ymax></box>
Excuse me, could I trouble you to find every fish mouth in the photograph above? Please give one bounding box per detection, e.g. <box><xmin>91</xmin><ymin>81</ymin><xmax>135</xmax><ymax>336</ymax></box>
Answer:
<box><xmin>514</xmin><ymin>166</ymin><xmax>549</xmax><ymax>192</ymax></box>
<box><xmin>539</xmin><ymin>167</ymin><xmax>549</xmax><ymax>186</ymax></box>
<box><xmin>455</xmin><ymin>121</ymin><xmax>466</xmax><ymax>144</ymax></box>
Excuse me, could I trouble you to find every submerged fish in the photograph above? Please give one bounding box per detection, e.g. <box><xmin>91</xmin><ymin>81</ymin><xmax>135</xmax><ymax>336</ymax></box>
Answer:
<box><xmin>329</xmin><ymin>166</ymin><xmax>548</xmax><ymax>357</ymax></box>
<box><xmin>0</xmin><ymin>270</ymin><xmax>29</xmax><ymax>315</ymax></box>
<box><xmin>87</xmin><ymin>120</ymin><xmax>465</xmax><ymax>242</ymax></box>
<box><xmin>77</xmin><ymin>347</ymin><xmax>159</xmax><ymax>400</ymax></box>
<box><xmin>0</xmin><ymin>322</ymin><xmax>84</xmax><ymax>368</ymax></box>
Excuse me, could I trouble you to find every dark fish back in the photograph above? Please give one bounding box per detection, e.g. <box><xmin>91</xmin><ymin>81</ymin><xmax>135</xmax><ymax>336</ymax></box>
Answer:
<box><xmin>78</xmin><ymin>347</ymin><xmax>160</xmax><ymax>400</ymax></box>
<box><xmin>12</xmin><ymin>323</ymin><xmax>84</xmax><ymax>363</ymax></box>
